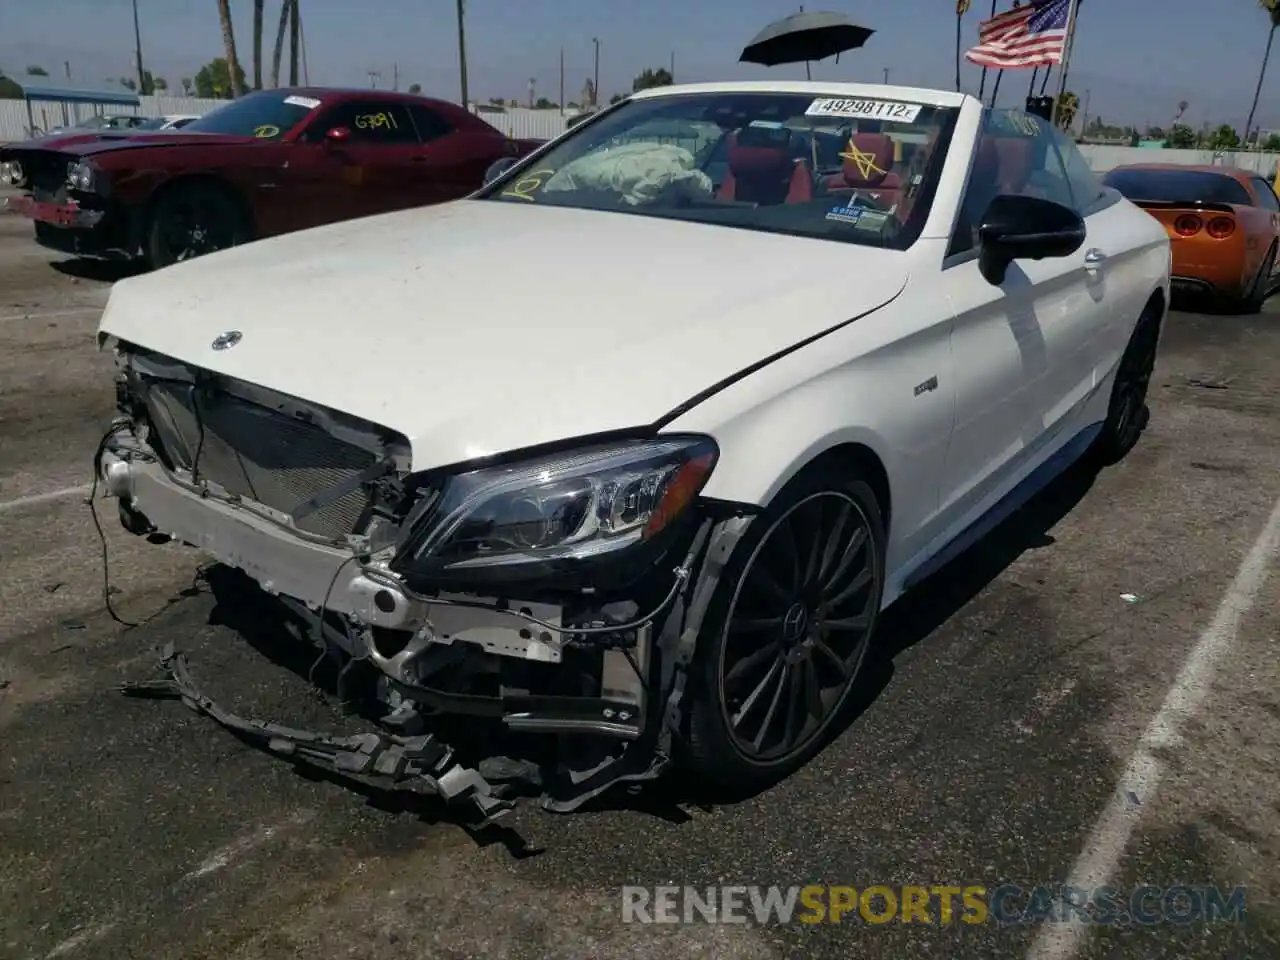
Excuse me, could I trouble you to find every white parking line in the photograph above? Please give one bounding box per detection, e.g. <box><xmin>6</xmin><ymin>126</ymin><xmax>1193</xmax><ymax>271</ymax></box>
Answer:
<box><xmin>0</xmin><ymin>307</ymin><xmax>102</xmax><ymax>324</ymax></box>
<box><xmin>0</xmin><ymin>484</ymin><xmax>91</xmax><ymax>515</ymax></box>
<box><xmin>1026</xmin><ymin>493</ymin><xmax>1280</xmax><ymax>960</ymax></box>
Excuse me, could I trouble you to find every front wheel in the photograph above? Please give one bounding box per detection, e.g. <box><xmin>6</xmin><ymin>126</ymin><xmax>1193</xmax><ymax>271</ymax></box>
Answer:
<box><xmin>145</xmin><ymin>182</ymin><xmax>250</xmax><ymax>269</ymax></box>
<box><xmin>678</xmin><ymin>467</ymin><xmax>886</xmax><ymax>791</ymax></box>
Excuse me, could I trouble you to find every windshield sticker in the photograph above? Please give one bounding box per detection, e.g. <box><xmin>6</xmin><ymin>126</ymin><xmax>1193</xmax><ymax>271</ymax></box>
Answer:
<box><xmin>825</xmin><ymin>203</ymin><xmax>864</xmax><ymax>225</ymax></box>
<box><xmin>854</xmin><ymin>210</ymin><xmax>890</xmax><ymax>230</ymax></box>
<box><xmin>283</xmin><ymin>95</ymin><xmax>322</xmax><ymax>109</ymax></box>
<box><xmin>500</xmin><ymin>168</ymin><xmax>556</xmax><ymax>201</ymax></box>
<box><xmin>253</xmin><ymin>124</ymin><xmax>280</xmax><ymax>139</ymax></box>
<box><xmin>838</xmin><ymin>138</ymin><xmax>890</xmax><ymax>179</ymax></box>
<box><xmin>748</xmin><ymin>120</ymin><xmax>786</xmax><ymax>129</ymax></box>
<box><xmin>355</xmin><ymin>112</ymin><xmax>399</xmax><ymax>131</ymax></box>
<box><xmin>805</xmin><ymin>98</ymin><xmax>923</xmax><ymax>123</ymax></box>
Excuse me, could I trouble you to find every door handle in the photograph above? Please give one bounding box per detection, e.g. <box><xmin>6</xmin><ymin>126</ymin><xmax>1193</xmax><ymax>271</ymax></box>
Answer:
<box><xmin>1084</xmin><ymin>248</ymin><xmax>1107</xmax><ymax>269</ymax></box>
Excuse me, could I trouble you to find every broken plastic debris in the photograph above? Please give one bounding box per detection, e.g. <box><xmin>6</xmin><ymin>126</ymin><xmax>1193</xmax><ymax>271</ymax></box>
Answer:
<box><xmin>1120</xmin><ymin>593</ymin><xmax>1140</xmax><ymax>603</ymax></box>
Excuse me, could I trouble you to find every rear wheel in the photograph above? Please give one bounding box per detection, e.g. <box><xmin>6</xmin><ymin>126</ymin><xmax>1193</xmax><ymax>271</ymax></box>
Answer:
<box><xmin>679</xmin><ymin>465</ymin><xmax>886</xmax><ymax>790</ymax></box>
<box><xmin>145</xmin><ymin>182</ymin><xmax>249</xmax><ymax>269</ymax></box>
<box><xmin>1236</xmin><ymin>245</ymin><xmax>1275</xmax><ymax>314</ymax></box>
<box><xmin>1092</xmin><ymin>300</ymin><xmax>1161</xmax><ymax>466</ymax></box>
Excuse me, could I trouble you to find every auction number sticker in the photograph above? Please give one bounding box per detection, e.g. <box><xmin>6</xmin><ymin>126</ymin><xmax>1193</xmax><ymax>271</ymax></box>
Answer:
<box><xmin>283</xmin><ymin>95</ymin><xmax>322</xmax><ymax>109</ymax></box>
<box><xmin>805</xmin><ymin>98</ymin><xmax>922</xmax><ymax>123</ymax></box>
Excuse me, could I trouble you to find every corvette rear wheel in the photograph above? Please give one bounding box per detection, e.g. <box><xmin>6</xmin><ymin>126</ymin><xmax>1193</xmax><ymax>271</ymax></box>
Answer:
<box><xmin>1237</xmin><ymin>245</ymin><xmax>1276</xmax><ymax>314</ymax></box>
<box><xmin>680</xmin><ymin>466</ymin><xmax>885</xmax><ymax>790</ymax></box>
<box><xmin>146</xmin><ymin>182</ymin><xmax>249</xmax><ymax>269</ymax></box>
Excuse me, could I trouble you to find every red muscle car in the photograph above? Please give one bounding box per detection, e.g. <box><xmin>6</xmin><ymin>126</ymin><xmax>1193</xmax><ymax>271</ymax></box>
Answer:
<box><xmin>0</xmin><ymin>88</ymin><xmax>544</xmax><ymax>269</ymax></box>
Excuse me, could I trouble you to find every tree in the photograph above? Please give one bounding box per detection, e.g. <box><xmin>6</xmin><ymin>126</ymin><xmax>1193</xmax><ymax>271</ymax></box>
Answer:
<box><xmin>487</xmin><ymin>96</ymin><xmax>504</xmax><ymax>106</ymax></box>
<box><xmin>194</xmin><ymin>57</ymin><xmax>247</xmax><ymax>99</ymax></box>
<box><xmin>1211</xmin><ymin>123</ymin><xmax>1241</xmax><ymax>150</ymax></box>
<box><xmin>609</xmin><ymin>92</ymin><xmax>625</xmax><ymax>104</ymax></box>
<box><xmin>271</xmin><ymin>0</ymin><xmax>295</xmax><ymax>87</ymax></box>
<box><xmin>215</xmin><ymin>0</ymin><xmax>246</xmax><ymax>97</ymax></box>
<box><xmin>120</xmin><ymin>77</ymin><xmax>137</xmax><ymax>92</ymax></box>
<box><xmin>631</xmin><ymin>67</ymin><xmax>673</xmax><ymax>92</ymax></box>
<box><xmin>153</xmin><ymin>76</ymin><xmax>168</xmax><ymax>92</ymax></box>
<box><xmin>1264</xmin><ymin>133</ymin><xmax>1280</xmax><ymax>150</ymax></box>
<box><xmin>534</xmin><ymin>97</ymin><xmax>557</xmax><ymax>109</ymax></box>
<box><xmin>1054</xmin><ymin>90</ymin><xmax>1079</xmax><ymax>131</ymax></box>
<box><xmin>1246</xmin><ymin>1</ymin><xmax>1280</xmax><ymax>147</ymax></box>
<box><xmin>252</xmin><ymin>0</ymin><xmax>264</xmax><ymax>89</ymax></box>
<box><xmin>121</xmin><ymin>70</ymin><xmax>161</xmax><ymax>95</ymax></box>
<box><xmin>955</xmin><ymin>0</ymin><xmax>970</xmax><ymax>92</ymax></box>
<box><xmin>1167</xmin><ymin>123</ymin><xmax>1196</xmax><ymax>148</ymax></box>
<box><xmin>408</xmin><ymin>83</ymin><xmax>423</xmax><ymax>95</ymax></box>
<box><xmin>0</xmin><ymin>76</ymin><xmax>23</xmax><ymax>99</ymax></box>
<box><xmin>25</xmin><ymin>65</ymin><xmax>48</xmax><ymax>76</ymax></box>
<box><xmin>181</xmin><ymin>77</ymin><xmax>193</xmax><ymax>95</ymax></box>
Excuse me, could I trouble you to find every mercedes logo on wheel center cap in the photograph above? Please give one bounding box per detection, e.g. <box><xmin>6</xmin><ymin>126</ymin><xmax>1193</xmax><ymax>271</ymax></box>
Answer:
<box><xmin>211</xmin><ymin>330</ymin><xmax>242</xmax><ymax>351</ymax></box>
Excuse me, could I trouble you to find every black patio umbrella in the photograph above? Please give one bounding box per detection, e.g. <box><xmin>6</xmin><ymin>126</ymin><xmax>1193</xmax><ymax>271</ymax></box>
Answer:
<box><xmin>739</xmin><ymin>10</ymin><xmax>875</xmax><ymax>79</ymax></box>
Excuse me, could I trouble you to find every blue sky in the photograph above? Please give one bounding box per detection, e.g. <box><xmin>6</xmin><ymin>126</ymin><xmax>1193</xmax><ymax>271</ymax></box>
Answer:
<box><xmin>2</xmin><ymin>0</ymin><xmax>1278</xmax><ymax>129</ymax></box>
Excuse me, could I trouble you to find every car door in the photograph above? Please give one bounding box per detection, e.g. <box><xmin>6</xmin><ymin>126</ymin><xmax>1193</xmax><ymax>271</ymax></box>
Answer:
<box><xmin>404</xmin><ymin>103</ymin><xmax>500</xmax><ymax>203</ymax></box>
<box><xmin>294</xmin><ymin>99</ymin><xmax>428</xmax><ymax>220</ymax></box>
<box><xmin>935</xmin><ymin>107</ymin><xmax>1109</xmax><ymax>523</ymax></box>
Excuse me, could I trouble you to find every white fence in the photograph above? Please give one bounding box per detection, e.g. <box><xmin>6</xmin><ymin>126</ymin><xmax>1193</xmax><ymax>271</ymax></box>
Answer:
<box><xmin>0</xmin><ymin>94</ymin><xmax>573</xmax><ymax>144</ymax></box>
<box><xmin>4</xmin><ymin>96</ymin><xmax>1277</xmax><ymax>176</ymax></box>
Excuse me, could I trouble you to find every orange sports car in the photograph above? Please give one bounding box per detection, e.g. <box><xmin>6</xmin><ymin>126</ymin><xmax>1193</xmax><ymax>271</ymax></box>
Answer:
<box><xmin>1102</xmin><ymin>163</ymin><xmax>1280</xmax><ymax>311</ymax></box>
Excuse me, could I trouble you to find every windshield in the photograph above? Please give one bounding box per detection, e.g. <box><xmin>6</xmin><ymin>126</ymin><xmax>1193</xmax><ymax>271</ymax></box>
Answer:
<box><xmin>1103</xmin><ymin>168</ymin><xmax>1253</xmax><ymax>206</ymax></box>
<box><xmin>480</xmin><ymin>91</ymin><xmax>957</xmax><ymax>249</ymax></box>
<box><xmin>182</xmin><ymin>90</ymin><xmax>324</xmax><ymax>140</ymax></box>
<box><xmin>134</xmin><ymin>117</ymin><xmax>172</xmax><ymax>131</ymax></box>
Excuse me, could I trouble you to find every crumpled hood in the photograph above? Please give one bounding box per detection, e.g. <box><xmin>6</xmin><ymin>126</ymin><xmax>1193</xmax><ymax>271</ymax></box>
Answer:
<box><xmin>99</xmin><ymin>200</ymin><xmax>909</xmax><ymax>471</ymax></box>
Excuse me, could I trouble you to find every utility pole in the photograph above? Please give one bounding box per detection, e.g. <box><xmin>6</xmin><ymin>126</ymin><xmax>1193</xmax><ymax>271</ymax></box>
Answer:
<box><xmin>288</xmin><ymin>0</ymin><xmax>300</xmax><ymax>85</ymax></box>
<box><xmin>131</xmin><ymin>0</ymin><xmax>146</xmax><ymax>94</ymax></box>
<box><xmin>559</xmin><ymin>48</ymin><xmax>565</xmax><ymax>113</ymax></box>
<box><xmin>592</xmin><ymin>37</ymin><xmax>600</xmax><ymax>107</ymax></box>
<box><xmin>393</xmin><ymin>62</ymin><xmax>399</xmax><ymax>91</ymax></box>
<box><xmin>456</xmin><ymin>0</ymin><xmax>469</xmax><ymax>108</ymax></box>
<box><xmin>528</xmin><ymin>77</ymin><xmax>536</xmax><ymax>108</ymax></box>
<box><xmin>670</xmin><ymin>51</ymin><xmax>675</xmax><ymax>80</ymax></box>
<box><xmin>883</xmin><ymin>67</ymin><xmax>889</xmax><ymax>84</ymax></box>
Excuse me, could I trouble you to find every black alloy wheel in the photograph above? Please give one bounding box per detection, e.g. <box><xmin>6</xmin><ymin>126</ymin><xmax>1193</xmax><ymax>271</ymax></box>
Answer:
<box><xmin>146</xmin><ymin>183</ymin><xmax>249</xmax><ymax>269</ymax></box>
<box><xmin>681</xmin><ymin>470</ymin><xmax>885</xmax><ymax>788</ymax></box>
<box><xmin>1093</xmin><ymin>302</ymin><xmax>1161</xmax><ymax>465</ymax></box>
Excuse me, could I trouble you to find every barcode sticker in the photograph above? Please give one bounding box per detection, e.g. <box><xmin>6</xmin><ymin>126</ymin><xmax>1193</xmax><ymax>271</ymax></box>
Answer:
<box><xmin>804</xmin><ymin>98</ymin><xmax>923</xmax><ymax>123</ymax></box>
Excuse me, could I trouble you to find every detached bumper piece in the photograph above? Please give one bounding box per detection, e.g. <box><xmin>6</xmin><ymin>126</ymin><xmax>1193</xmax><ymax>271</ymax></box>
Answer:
<box><xmin>3</xmin><ymin>194</ymin><xmax>105</xmax><ymax>228</ymax></box>
<box><xmin>122</xmin><ymin>642</ymin><xmax>520</xmax><ymax>829</ymax></box>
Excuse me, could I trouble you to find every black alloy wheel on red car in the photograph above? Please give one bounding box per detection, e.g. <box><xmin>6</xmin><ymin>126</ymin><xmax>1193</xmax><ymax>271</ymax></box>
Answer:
<box><xmin>146</xmin><ymin>181</ymin><xmax>250</xmax><ymax>269</ymax></box>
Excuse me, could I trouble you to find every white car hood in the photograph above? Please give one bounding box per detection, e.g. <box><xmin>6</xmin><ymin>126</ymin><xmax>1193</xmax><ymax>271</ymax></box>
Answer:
<box><xmin>99</xmin><ymin>201</ymin><xmax>909</xmax><ymax>471</ymax></box>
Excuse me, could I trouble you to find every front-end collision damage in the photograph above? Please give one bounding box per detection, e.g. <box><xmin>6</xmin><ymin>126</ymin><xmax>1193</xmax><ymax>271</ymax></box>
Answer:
<box><xmin>102</xmin><ymin>339</ymin><xmax>757</xmax><ymax>827</ymax></box>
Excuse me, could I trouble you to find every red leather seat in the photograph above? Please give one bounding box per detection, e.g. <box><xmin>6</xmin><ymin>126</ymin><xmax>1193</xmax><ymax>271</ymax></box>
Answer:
<box><xmin>717</xmin><ymin>132</ymin><xmax>813</xmax><ymax>204</ymax></box>
<box><xmin>822</xmin><ymin>133</ymin><xmax>901</xmax><ymax>206</ymax></box>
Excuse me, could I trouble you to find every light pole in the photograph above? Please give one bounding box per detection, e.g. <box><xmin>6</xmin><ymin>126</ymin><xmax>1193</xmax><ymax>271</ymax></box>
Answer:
<box><xmin>883</xmin><ymin>67</ymin><xmax>889</xmax><ymax>84</ymax></box>
<box><xmin>456</xmin><ymin>0</ymin><xmax>469</xmax><ymax>108</ymax></box>
<box><xmin>592</xmin><ymin>37</ymin><xmax>600</xmax><ymax>107</ymax></box>
<box><xmin>131</xmin><ymin>0</ymin><xmax>146</xmax><ymax>93</ymax></box>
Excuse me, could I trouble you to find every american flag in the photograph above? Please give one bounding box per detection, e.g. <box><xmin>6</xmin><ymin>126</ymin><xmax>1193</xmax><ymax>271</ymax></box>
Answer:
<box><xmin>965</xmin><ymin>0</ymin><xmax>1072</xmax><ymax>69</ymax></box>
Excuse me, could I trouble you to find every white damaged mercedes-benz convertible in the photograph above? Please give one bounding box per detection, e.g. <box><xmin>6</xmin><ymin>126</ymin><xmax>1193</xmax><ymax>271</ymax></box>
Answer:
<box><xmin>96</xmin><ymin>81</ymin><xmax>1170</xmax><ymax>823</ymax></box>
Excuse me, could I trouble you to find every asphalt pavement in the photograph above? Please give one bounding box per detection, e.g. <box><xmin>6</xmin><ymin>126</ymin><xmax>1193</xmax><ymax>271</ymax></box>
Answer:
<box><xmin>1</xmin><ymin>194</ymin><xmax>1279</xmax><ymax>960</ymax></box>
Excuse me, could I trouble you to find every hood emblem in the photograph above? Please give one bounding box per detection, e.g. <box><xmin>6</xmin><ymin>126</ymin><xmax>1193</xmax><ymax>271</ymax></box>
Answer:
<box><xmin>211</xmin><ymin>330</ymin><xmax>242</xmax><ymax>351</ymax></box>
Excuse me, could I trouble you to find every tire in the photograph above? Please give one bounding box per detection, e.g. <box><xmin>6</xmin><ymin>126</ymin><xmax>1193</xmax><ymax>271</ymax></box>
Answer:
<box><xmin>1091</xmin><ymin>300</ymin><xmax>1161</xmax><ymax>466</ymax></box>
<box><xmin>145</xmin><ymin>181</ymin><xmax>250</xmax><ymax>269</ymax></box>
<box><xmin>1235</xmin><ymin>246</ymin><xmax>1274</xmax><ymax>315</ymax></box>
<box><xmin>678</xmin><ymin>464</ymin><xmax>887</xmax><ymax>791</ymax></box>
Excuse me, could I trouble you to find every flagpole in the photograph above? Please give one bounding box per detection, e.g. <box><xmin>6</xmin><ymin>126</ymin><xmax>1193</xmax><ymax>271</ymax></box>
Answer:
<box><xmin>976</xmin><ymin>0</ymin><xmax>997</xmax><ymax>99</ymax></box>
<box><xmin>1050</xmin><ymin>0</ymin><xmax>1081</xmax><ymax>128</ymax></box>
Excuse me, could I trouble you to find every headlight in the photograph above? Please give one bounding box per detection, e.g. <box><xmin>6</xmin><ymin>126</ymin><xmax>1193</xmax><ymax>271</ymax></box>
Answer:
<box><xmin>66</xmin><ymin>161</ymin><xmax>94</xmax><ymax>191</ymax></box>
<box><xmin>0</xmin><ymin>160</ymin><xmax>17</xmax><ymax>186</ymax></box>
<box><xmin>395</xmin><ymin>436</ymin><xmax>717</xmax><ymax>579</ymax></box>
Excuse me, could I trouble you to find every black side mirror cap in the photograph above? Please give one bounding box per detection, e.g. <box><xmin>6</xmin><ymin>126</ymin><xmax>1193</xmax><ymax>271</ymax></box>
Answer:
<box><xmin>977</xmin><ymin>193</ymin><xmax>1086</xmax><ymax>285</ymax></box>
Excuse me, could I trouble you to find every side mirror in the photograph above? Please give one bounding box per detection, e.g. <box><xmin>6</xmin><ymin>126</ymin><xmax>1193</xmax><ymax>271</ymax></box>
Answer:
<box><xmin>977</xmin><ymin>194</ymin><xmax>1086</xmax><ymax>285</ymax></box>
<box><xmin>483</xmin><ymin>156</ymin><xmax>518</xmax><ymax>186</ymax></box>
<box><xmin>324</xmin><ymin>126</ymin><xmax>352</xmax><ymax>146</ymax></box>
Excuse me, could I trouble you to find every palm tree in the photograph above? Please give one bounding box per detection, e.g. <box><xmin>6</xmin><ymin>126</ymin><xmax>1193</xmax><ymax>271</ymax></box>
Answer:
<box><xmin>955</xmin><ymin>0</ymin><xmax>970</xmax><ymax>91</ymax></box>
<box><xmin>271</xmin><ymin>0</ymin><xmax>294</xmax><ymax>87</ymax></box>
<box><xmin>1245</xmin><ymin>0</ymin><xmax>1280</xmax><ymax>145</ymax></box>
<box><xmin>252</xmin><ymin>0</ymin><xmax>264</xmax><ymax>89</ymax></box>
<box><xmin>215</xmin><ymin>0</ymin><xmax>245</xmax><ymax>97</ymax></box>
